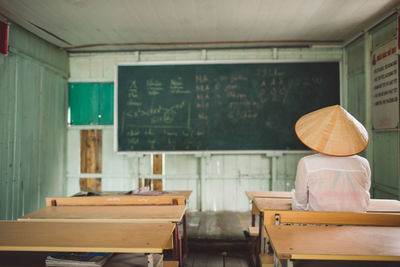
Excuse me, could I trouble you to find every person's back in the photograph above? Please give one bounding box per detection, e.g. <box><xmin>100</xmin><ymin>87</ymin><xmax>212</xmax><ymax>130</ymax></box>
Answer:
<box><xmin>292</xmin><ymin>153</ymin><xmax>371</xmax><ymax>212</ymax></box>
<box><xmin>291</xmin><ymin>105</ymin><xmax>371</xmax><ymax>213</ymax></box>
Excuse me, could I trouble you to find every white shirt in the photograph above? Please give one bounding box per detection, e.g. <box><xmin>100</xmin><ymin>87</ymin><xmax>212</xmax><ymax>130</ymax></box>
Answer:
<box><xmin>292</xmin><ymin>153</ymin><xmax>371</xmax><ymax>212</ymax></box>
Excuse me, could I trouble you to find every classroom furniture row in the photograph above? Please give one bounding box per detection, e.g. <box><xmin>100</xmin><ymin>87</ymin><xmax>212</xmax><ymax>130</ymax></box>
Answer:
<box><xmin>0</xmin><ymin>221</ymin><xmax>177</xmax><ymax>267</ymax></box>
<box><xmin>245</xmin><ymin>191</ymin><xmax>400</xmax><ymax>267</ymax></box>
<box><xmin>0</xmin><ymin>190</ymin><xmax>192</xmax><ymax>267</ymax></box>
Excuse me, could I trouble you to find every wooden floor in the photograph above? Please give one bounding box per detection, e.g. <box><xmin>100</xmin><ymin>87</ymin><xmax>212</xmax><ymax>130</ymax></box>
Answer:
<box><xmin>184</xmin><ymin>251</ymin><xmax>250</xmax><ymax>267</ymax></box>
<box><xmin>183</xmin><ymin>211</ymin><xmax>252</xmax><ymax>267</ymax></box>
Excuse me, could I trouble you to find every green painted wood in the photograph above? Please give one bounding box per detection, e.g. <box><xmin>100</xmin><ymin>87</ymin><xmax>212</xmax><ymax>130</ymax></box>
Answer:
<box><xmin>0</xmin><ymin>23</ymin><xmax>68</xmax><ymax>220</ymax></box>
<box><xmin>98</xmin><ymin>83</ymin><xmax>114</xmax><ymax>125</ymax></box>
<box><xmin>346</xmin><ymin>15</ymin><xmax>399</xmax><ymax>199</ymax></box>
<box><xmin>373</xmin><ymin>131</ymin><xmax>399</xmax><ymax>189</ymax></box>
<box><xmin>69</xmin><ymin>83</ymin><xmax>113</xmax><ymax>125</ymax></box>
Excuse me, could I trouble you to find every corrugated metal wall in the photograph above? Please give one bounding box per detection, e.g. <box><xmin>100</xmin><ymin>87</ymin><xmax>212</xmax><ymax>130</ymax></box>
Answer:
<box><xmin>345</xmin><ymin>15</ymin><xmax>399</xmax><ymax>199</ymax></box>
<box><xmin>68</xmin><ymin>48</ymin><xmax>342</xmax><ymax>211</ymax></box>
<box><xmin>0</xmin><ymin>23</ymin><xmax>69</xmax><ymax>219</ymax></box>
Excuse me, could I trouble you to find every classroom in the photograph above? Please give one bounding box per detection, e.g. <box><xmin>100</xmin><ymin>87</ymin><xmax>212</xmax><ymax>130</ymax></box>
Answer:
<box><xmin>0</xmin><ymin>1</ymin><xmax>400</xmax><ymax>266</ymax></box>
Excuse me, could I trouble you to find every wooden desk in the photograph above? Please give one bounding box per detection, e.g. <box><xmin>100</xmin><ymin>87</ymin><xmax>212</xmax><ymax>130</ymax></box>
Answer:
<box><xmin>266</xmin><ymin>225</ymin><xmax>400</xmax><ymax>266</ymax></box>
<box><xmin>0</xmin><ymin>221</ymin><xmax>174</xmax><ymax>267</ymax></box>
<box><xmin>0</xmin><ymin>221</ymin><xmax>173</xmax><ymax>253</ymax></box>
<box><xmin>0</xmin><ymin>221</ymin><xmax>175</xmax><ymax>266</ymax></box>
<box><xmin>45</xmin><ymin>191</ymin><xmax>191</xmax><ymax>260</ymax></box>
<box><xmin>253</xmin><ymin>197</ymin><xmax>400</xmax><ymax>257</ymax></box>
<box><xmin>19</xmin><ymin>205</ymin><xmax>186</xmax><ymax>266</ymax></box>
<box><xmin>245</xmin><ymin>191</ymin><xmax>291</xmax><ymax>201</ymax></box>
<box><xmin>18</xmin><ymin>205</ymin><xmax>186</xmax><ymax>223</ymax></box>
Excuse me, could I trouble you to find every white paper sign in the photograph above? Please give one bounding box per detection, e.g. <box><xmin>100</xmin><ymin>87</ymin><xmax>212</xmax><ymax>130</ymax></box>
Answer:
<box><xmin>371</xmin><ymin>39</ymin><xmax>399</xmax><ymax>130</ymax></box>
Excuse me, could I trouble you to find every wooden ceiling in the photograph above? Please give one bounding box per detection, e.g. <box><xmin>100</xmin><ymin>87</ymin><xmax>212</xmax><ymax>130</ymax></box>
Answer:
<box><xmin>0</xmin><ymin>0</ymin><xmax>398</xmax><ymax>52</ymax></box>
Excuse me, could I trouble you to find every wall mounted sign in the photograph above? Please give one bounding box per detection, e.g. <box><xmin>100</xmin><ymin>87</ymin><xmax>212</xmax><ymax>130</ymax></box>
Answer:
<box><xmin>371</xmin><ymin>39</ymin><xmax>399</xmax><ymax>130</ymax></box>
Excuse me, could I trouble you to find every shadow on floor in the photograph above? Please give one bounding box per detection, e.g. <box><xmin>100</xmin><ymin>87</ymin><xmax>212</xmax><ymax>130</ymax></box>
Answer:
<box><xmin>183</xmin><ymin>211</ymin><xmax>252</xmax><ymax>267</ymax></box>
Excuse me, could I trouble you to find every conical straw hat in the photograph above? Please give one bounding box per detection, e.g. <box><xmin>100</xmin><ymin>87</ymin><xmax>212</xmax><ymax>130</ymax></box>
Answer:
<box><xmin>295</xmin><ymin>105</ymin><xmax>369</xmax><ymax>156</ymax></box>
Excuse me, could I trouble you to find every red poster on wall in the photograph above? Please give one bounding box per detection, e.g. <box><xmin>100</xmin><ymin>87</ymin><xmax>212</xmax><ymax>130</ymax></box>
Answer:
<box><xmin>0</xmin><ymin>20</ymin><xmax>9</xmax><ymax>55</ymax></box>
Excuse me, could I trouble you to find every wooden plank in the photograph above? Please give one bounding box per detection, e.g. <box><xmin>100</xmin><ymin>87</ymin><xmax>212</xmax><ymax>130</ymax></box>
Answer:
<box><xmin>19</xmin><ymin>206</ymin><xmax>186</xmax><ymax>223</ymax></box>
<box><xmin>0</xmin><ymin>221</ymin><xmax>174</xmax><ymax>253</ymax></box>
<box><xmin>252</xmin><ymin>201</ymin><xmax>261</xmax><ymax>215</ymax></box>
<box><xmin>254</xmin><ymin>197</ymin><xmax>400</xmax><ymax>213</ymax></box>
<box><xmin>96</xmin><ymin>190</ymin><xmax>192</xmax><ymax>200</ymax></box>
<box><xmin>80</xmin><ymin>130</ymin><xmax>102</xmax><ymax>173</ymax></box>
<box><xmin>153</xmin><ymin>179</ymin><xmax>163</xmax><ymax>191</ymax></box>
<box><xmin>246</xmin><ymin>191</ymin><xmax>291</xmax><ymax>200</ymax></box>
<box><xmin>80</xmin><ymin>178</ymin><xmax>101</xmax><ymax>192</ymax></box>
<box><xmin>254</xmin><ymin>198</ymin><xmax>292</xmax><ymax>212</ymax></box>
<box><xmin>248</xmin><ymin>227</ymin><xmax>259</xmax><ymax>237</ymax></box>
<box><xmin>165</xmin><ymin>234</ymin><xmax>174</xmax><ymax>250</ymax></box>
<box><xmin>263</xmin><ymin>210</ymin><xmax>400</xmax><ymax>226</ymax></box>
<box><xmin>266</xmin><ymin>225</ymin><xmax>400</xmax><ymax>261</ymax></box>
<box><xmin>259</xmin><ymin>254</ymin><xmax>274</xmax><ymax>266</ymax></box>
<box><xmin>153</xmin><ymin>154</ymin><xmax>163</xmax><ymax>175</ymax></box>
<box><xmin>46</xmin><ymin>195</ymin><xmax>186</xmax><ymax>206</ymax></box>
<box><xmin>163</xmin><ymin>261</ymin><xmax>179</xmax><ymax>267</ymax></box>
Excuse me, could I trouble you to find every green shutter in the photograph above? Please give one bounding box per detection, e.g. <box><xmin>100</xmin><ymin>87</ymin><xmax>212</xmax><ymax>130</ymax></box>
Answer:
<box><xmin>69</xmin><ymin>83</ymin><xmax>114</xmax><ymax>125</ymax></box>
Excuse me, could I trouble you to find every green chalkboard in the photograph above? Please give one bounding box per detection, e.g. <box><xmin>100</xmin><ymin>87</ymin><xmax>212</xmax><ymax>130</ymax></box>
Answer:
<box><xmin>116</xmin><ymin>62</ymin><xmax>339</xmax><ymax>152</ymax></box>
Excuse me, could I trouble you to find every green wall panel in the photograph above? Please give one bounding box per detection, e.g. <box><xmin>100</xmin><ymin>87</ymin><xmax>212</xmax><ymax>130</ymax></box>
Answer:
<box><xmin>0</xmin><ymin>23</ymin><xmax>68</xmax><ymax>220</ymax></box>
<box><xmin>345</xmin><ymin>14</ymin><xmax>399</xmax><ymax>200</ymax></box>
<box><xmin>373</xmin><ymin>132</ymin><xmax>399</xmax><ymax>189</ymax></box>
<box><xmin>69</xmin><ymin>83</ymin><xmax>113</xmax><ymax>125</ymax></box>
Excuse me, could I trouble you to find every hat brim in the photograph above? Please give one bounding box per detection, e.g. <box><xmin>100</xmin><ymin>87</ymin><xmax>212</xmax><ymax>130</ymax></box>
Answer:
<box><xmin>295</xmin><ymin>105</ymin><xmax>369</xmax><ymax>157</ymax></box>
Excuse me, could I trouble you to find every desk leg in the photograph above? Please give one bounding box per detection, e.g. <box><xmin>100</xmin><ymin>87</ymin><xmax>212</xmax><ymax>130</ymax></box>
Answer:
<box><xmin>251</xmin><ymin>214</ymin><xmax>255</xmax><ymax>227</ymax></box>
<box><xmin>178</xmin><ymin>230</ymin><xmax>183</xmax><ymax>267</ymax></box>
<box><xmin>173</xmin><ymin>222</ymin><xmax>183</xmax><ymax>267</ymax></box>
<box><xmin>183</xmin><ymin>210</ymin><xmax>188</xmax><ymax>256</ymax></box>
<box><xmin>173</xmin><ymin>223</ymin><xmax>178</xmax><ymax>260</ymax></box>
<box><xmin>258</xmin><ymin>211</ymin><xmax>264</xmax><ymax>255</ymax></box>
<box><xmin>146</xmin><ymin>253</ymin><xmax>153</xmax><ymax>267</ymax></box>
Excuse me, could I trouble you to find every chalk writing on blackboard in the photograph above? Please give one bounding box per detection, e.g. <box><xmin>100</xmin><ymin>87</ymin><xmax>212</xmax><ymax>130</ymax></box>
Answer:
<box><xmin>116</xmin><ymin>62</ymin><xmax>340</xmax><ymax>152</ymax></box>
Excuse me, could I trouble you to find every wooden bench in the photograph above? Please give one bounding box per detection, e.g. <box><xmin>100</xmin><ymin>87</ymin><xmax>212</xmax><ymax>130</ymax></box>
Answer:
<box><xmin>163</xmin><ymin>261</ymin><xmax>179</xmax><ymax>267</ymax></box>
<box><xmin>259</xmin><ymin>254</ymin><xmax>274</xmax><ymax>267</ymax></box>
<box><xmin>46</xmin><ymin>195</ymin><xmax>186</xmax><ymax>206</ymax></box>
<box><xmin>263</xmin><ymin>210</ymin><xmax>400</xmax><ymax>227</ymax></box>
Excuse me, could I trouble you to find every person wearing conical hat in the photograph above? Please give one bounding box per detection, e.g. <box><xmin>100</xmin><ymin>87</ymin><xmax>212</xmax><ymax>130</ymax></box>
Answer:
<box><xmin>291</xmin><ymin>105</ymin><xmax>371</xmax><ymax>212</ymax></box>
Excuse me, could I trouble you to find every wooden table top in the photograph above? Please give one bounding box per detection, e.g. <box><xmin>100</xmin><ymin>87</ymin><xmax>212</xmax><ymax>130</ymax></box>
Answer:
<box><xmin>254</xmin><ymin>197</ymin><xmax>292</xmax><ymax>211</ymax></box>
<box><xmin>0</xmin><ymin>221</ymin><xmax>174</xmax><ymax>254</ymax></box>
<box><xmin>46</xmin><ymin>195</ymin><xmax>187</xmax><ymax>206</ymax></box>
<box><xmin>254</xmin><ymin>197</ymin><xmax>400</xmax><ymax>213</ymax></box>
<box><xmin>76</xmin><ymin>190</ymin><xmax>193</xmax><ymax>200</ymax></box>
<box><xmin>366</xmin><ymin>199</ymin><xmax>400</xmax><ymax>213</ymax></box>
<box><xmin>18</xmin><ymin>205</ymin><xmax>186</xmax><ymax>223</ymax></box>
<box><xmin>266</xmin><ymin>225</ymin><xmax>400</xmax><ymax>261</ymax></box>
<box><xmin>245</xmin><ymin>191</ymin><xmax>291</xmax><ymax>200</ymax></box>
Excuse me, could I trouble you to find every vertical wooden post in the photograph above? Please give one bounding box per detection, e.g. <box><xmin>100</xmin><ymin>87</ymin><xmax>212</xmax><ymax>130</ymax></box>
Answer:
<box><xmin>81</xmin><ymin>130</ymin><xmax>102</xmax><ymax>173</ymax></box>
<box><xmin>153</xmin><ymin>154</ymin><xmax>163</xmax><ymax>174</ymax></box>
<box><xmin>80</xmin><ymin>130</ymin><xmax>102</xmax><ymax>191</ymax></box>
<box><xmin>152</xmin><ymin>154</ymin><xmax>163</xmax><ymax>190</ymax></box>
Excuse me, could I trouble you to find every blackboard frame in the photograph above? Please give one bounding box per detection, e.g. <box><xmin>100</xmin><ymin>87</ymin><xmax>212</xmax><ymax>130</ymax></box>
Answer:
<box><xmin>114</xmin><ymin>60</ymin><xmax>342</xmax><ymax>154</ymax></box>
